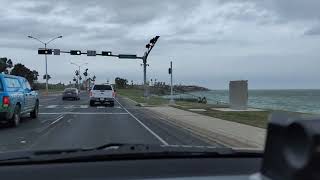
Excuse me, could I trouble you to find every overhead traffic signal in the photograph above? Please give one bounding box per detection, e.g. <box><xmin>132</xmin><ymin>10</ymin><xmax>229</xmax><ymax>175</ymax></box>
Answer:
<box><xmin>38</xmin><ymin>48</ymin><xmax>52</xmax><ymax>55</ymax></box>
<box><xmin>70</xmin><ymin>50</ymin><xmax>81</xmax><ymax>55</ymax></box>
<box><xmin>101</xmin><ymin>51</ymin><xmax>112</xmax><ymax>56</ymax></box>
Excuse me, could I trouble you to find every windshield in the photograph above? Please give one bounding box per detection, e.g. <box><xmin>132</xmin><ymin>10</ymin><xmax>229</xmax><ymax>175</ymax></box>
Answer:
<box><xmin>64</xmin><ymin>88</ymin><xmax>77</xmax><ymax>93</ymax></box>
<box><xmin>93</xmin><ymin>85</ymin><xmax>112</xmax><ymax>90</ymax></box>
<box><xmin>0</xmin><ymin>0</ymin><xmax>319</xmax><ymax>160</ymax></box>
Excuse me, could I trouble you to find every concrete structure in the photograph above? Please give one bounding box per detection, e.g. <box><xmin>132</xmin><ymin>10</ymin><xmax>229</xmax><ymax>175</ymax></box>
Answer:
<box><xmin>229</xmin><ymin>80</ymin><xmax>248</xmax><ymax>110</ymax></box>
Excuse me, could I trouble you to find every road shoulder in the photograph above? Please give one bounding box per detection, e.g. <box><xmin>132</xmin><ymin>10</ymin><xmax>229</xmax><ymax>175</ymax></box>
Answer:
<box><xmin>145</xmin><ymin>106</ymin><xmax>266</xmax><ymax>149</ymax></box>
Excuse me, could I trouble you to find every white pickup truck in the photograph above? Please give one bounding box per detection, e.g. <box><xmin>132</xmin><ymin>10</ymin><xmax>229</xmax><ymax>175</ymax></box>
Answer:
<box><xmin>89</xmin><ymin>84</ymin><xmax>115</xmax><ymax>106</ymax></box>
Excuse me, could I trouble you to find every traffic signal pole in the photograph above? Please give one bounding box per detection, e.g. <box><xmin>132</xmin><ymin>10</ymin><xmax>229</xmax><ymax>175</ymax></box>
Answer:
<box><xmin>45</xmin><ymin>43</ymin><xmax>48</xmax><ymax>95</ymax></box>
<box><xmin>143</xmin><ymin>53</ymin><xmax>148</xmax><ymax>98</ymax></box>
<box><xmin>169</xmin><ymin>61</ymin><xmax>175</xmax><ymax>104</ymax></box>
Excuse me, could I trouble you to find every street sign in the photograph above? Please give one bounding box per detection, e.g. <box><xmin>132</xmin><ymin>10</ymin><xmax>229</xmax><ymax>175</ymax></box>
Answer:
<box><xmin>87</xmin><ymin>50</ymin><xmax>96</xmax><ymax>56</ymax></box>
<box><xmin>53</xmin><ymin>49</ymin><xmax>60</xmax><ymax>55</ymax></box>
<box><xmin>118</xmin><ymin>54</ymin><xmax>137</xmax><ymax>59</ymax></box>
<box><xmin>38</xmin><ymin>48</ymin><xmax>52</xmax><ymax>55</ymax></box>
<box><xmin>101</xmin><ymin>51</ymin><xmax>112</xmax><ymax>56</ymax></box>
<box><xmin>70</xmin><ymin>50</ymin><xmax>81</xmax><ymax>55</ymax></box>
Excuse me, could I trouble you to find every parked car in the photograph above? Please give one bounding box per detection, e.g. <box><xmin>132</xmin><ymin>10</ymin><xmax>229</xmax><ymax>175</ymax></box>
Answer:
<box><xmin>0</xmin><ymin>74</ymin><xmax>39</xmax><ymax>127</ymax></box>
<box><xmin>89</xmin><ymin>84</ymin><xmax>115</xmax><ymax>106</ymax></box>
<box><xmin>62</xmin><ymin>88</ymin><xmax>80</xmax><ymax>100</ymax></box>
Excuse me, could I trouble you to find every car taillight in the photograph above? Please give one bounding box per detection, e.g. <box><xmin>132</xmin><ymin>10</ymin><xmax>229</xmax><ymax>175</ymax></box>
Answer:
<box><xmin>3</xmin><ymin>96</ymin><xmax>10</xmax><ymax>107</ymax></box>
<box><xmin>89</xmin><ymin>91</ymin><xmax>92</xmax><ymax>96</ymax></box>
<box><xmin>112</xmin><ymin>91</ymin><xmax>116</xmax><ymax>97</ymax></box>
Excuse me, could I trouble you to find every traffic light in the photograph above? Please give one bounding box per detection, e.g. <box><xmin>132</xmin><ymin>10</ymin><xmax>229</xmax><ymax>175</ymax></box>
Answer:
<box><xmin>168</xmin><ymin>68</ymin><xmax>172</xmax><ymax>74</ymax></box>
<box><xmin>101</xmin><ymin>51</ymin><xmax>112</xmax><ymax>56</ymax></box>
<box><xmin>38</xmin><ymin>48</ymin><xmax>52</xmax><ymax>55</ymax></box>
<box><xmin>75</xmin><ymin>70</ymin><xmax>79</xmax><ymax>76</ymax></box>
<box><xmin>70</xmin><ymin>50</ymin><xmax>81</xmax><ymax>55</ymax></box>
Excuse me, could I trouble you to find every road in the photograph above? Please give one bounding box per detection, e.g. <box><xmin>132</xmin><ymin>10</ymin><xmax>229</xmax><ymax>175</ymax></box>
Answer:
<box><xmin>0</xmin><ymin>92</ymin><xmax>221</xmax><ymax>152</ymax></box>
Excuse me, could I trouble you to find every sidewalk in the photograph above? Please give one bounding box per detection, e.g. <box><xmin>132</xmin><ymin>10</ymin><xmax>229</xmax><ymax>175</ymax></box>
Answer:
<box><xmin>146</xmin><ymin>106</ymin><xmax>266</xmax><ymax>149</ymax></box>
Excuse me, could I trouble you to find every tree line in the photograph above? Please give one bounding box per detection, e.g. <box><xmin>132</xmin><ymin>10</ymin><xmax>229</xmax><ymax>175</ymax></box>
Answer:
<box><xmin>0</xmin><ymin>57</ymin><xmax>40</xmax><ymax>87</ymax></box>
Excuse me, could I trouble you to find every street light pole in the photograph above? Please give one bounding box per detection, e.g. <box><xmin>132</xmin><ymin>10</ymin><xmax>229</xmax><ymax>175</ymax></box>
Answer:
<box><xmin>44</xmin><ymin>43</ymin><xmax>48</xmax><ymax>94</ymax></box>
<box><xmin>28</xmin><ymin>35</ymin><xmax>62</xmax><ymax>95</ymax></box>
<box><xmin>169</xmin><ymin>61</ymin><xmax>175</xmax><ymax>104</ymax></box>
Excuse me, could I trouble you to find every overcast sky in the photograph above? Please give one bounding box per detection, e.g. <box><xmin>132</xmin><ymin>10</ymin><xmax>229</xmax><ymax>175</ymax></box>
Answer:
<box><xmin>0</xmin><ymin>0</ymin><xmax>319</xmax><ymax>89</ymax></box>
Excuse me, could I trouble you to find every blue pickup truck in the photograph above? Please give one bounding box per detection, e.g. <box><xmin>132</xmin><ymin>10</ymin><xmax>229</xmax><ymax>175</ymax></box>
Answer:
<box><xmin>0</xmin><ymin>74</ymin><xmax>39</xmax><ymax>127</ymax></box>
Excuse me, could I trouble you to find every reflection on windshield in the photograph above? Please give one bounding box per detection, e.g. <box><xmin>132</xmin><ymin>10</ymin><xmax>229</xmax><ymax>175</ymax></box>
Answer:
<box><xmin>0</xmin><ymin>0</ymin><xmax>318</xmax><ymax>157</ymax></box>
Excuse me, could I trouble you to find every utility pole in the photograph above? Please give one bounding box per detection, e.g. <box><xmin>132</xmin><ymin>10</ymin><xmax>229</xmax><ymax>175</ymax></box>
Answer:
<box><xmin>169</xmin><ymin>61</ymin><xmax>175</xmax><ymax>104</ymax></box>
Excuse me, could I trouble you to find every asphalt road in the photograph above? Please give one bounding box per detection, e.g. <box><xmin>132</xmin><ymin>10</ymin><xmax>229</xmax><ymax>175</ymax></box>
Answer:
<box><xmin>0</xmin><ymin>92</ymin><xmax>221</xmax><ymax>152</ymax></box>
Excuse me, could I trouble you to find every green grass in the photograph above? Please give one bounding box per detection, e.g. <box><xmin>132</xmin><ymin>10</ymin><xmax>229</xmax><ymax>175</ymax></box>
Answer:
<box><xmin>118</xmin><ymin>88</ymin><xmax>310</xmax><ymax>129</ymax></box>
<box><xmin>117</xmin><ymin>88</ymin><xmax>168</xmax><ymax>105</ymax></box>
<box><xmin>173</xmin><ymin>101</ymin><xmax>270</xmax><ymax>129</ymax></box>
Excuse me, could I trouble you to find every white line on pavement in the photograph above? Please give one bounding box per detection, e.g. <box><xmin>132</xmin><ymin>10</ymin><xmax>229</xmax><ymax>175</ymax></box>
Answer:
<box><xmin>114</xmin><ymin>98</ymin><xmax>169</xmax><ymax>146</ymax></box>
<box><xmin>46</xmin><ymin>105</ymin><xmax>58</xmax><ymax>108</ymax></box>
<box><xmin>39</xmin><ymin>112</ymin><xmax>129</xmax><ymax>115</ymax></box>
<box><xmin>97</xmin><ymin>106</ymin><xmax>105</xmax><ymax>108</ymax></box>
<box><xmin>80</xmin><ymin>105</ymin><xmax>89</xmax><ymax>108</ymax></box>
<box><xmin>50</xmin><ymin>116</ymin><xmax>64</xmax><ymax>125</ymax></box>
<box><xmin>64</xmin><ymin>105</ymin><xmax>74</xmax><ymax>109</ymax></box>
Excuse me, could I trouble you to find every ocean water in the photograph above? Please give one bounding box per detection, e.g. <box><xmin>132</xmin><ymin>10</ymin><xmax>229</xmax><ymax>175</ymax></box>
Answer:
<box><xmin>189</xmin><ymin>89</ymin><xmax>320</xmax><ymax>114</ymax></box>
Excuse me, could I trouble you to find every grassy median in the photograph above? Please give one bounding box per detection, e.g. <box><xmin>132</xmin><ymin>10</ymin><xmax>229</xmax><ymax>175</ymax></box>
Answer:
<box><xmin>173</xmin><ymin>101</ymin><xmax>270</xmax><ymax>129</ymax></box>
<box><xmin>117</xmin><ymin>88</ymin><xmax>168</xmax><ymax>106</ymax></box>
<box><xmin>117</xmin><ymin>88</ymin><xmax>311</xmax><ymax>129</ymax></box>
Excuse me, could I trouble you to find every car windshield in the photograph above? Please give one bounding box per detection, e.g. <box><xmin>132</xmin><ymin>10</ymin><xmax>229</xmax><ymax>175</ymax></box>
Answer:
<box><xmin>64</xmin><ymin>89</ymin><xmax>77</xmax><ymax>93</ymax></box>
<box><xmin>0</xmin><ymin>0</ymin><xmax>319</xmax><ymax>161</ymax></box>
<box><xmin>93</xmin><ymin>85</ymin><xmax>112</xmax><ymax>90</ymax></box>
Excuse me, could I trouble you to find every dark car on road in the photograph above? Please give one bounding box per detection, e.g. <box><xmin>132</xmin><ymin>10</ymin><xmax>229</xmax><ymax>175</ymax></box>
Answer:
<box><xmin>0</xmin><ymin>74</ymin><xmax>39</xmax><ymax>127</ymax></box>
<box><xmin>62</xmin><ymin>88</ymin><xmax>80</xmax><ymax>100</ymax></box>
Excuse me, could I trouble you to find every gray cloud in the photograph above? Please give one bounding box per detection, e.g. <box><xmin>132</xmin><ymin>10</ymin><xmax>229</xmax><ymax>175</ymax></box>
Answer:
<box><xmin>0</xmin><ymin>0</ymin><xmax>319</xmax><ymax>88</ymax></box>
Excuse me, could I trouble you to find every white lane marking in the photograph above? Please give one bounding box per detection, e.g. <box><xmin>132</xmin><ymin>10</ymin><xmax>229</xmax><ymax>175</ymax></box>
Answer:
<box><xmin>64</xmin><ymin>105</ymin><xmax>74</xmax><ymax>109</ymax></box>
<box><xmin>80</xmin><ymin>105</ymin><xmax>88</xmax><ymax>108</ymax></box>
<box><xmin>41</xmin><ymin>114</ymin><xmax>64</xmax><ymax>124</ymax></box>
<box><xmin>39</xmin><ymin>112</ymin><xmax>128</xmax><ymax>115</ymax></box>
<box><xmin>46</xmin><ymin>105</ymin><xmax>58</xmax><ymax>108</ymax></box>
<box><xmin>114</xmin><ymin>98</ymin><xmax>169</xmax><ymax>146</ymax></box>
<box><xmin>97</xmin><ymin>106</ymin><xmax>105</xmax><ymax>109</ymax></box>
<box><xmin>50</xmin><ymin>116</ymin><xmax>64</xmax><ymax>125</ymax></box>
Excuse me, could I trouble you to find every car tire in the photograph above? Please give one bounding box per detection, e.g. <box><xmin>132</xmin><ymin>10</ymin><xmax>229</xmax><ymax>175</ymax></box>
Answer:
<box><xmin>30</xmin><ymin>101</ymin><xmax>39</xmax><ymax>119</ymax></box>
<box><xmin>110</xmin><ymin>102</ymin><xmax>114</xmax><ymax>107</ymax></box>
<box><xmin>10</xmin><ymin>105</ymin><xmax>21</xmax><ymax>127</ymax></box>
<box><xmin>90</xmin><ymin>100</ymin><xmax>95</xmax><ymax>106</ymax></box>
